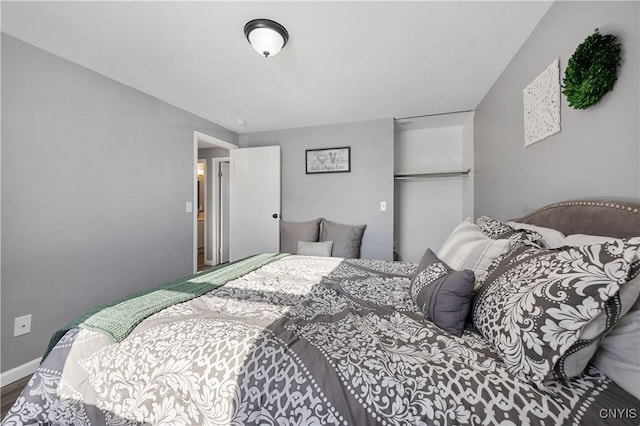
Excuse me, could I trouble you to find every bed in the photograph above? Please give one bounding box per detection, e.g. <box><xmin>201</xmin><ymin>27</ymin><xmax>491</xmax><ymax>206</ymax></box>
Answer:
<box><xmin>3</xmin><ymin>199</ymin><xmax>640</xmax><ymax>425</ymax></box>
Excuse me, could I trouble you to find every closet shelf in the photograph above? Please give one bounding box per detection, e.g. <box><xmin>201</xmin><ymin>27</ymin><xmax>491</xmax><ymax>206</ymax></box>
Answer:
<box><xmin>393</xmin><ymin>169</ymin><xmax>471</xmax><ymax>180</ymax></box>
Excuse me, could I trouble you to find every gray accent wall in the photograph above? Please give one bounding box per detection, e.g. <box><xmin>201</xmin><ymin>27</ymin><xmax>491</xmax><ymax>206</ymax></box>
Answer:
<box><xmin>1</xmin><ymin>34</ymin><xmax>237</xmax><ymax>372</ymax></box>
<box><xmin>239</xmin><ymin>119</ymin><xmax>394</xmax><ymax>261</ymax></box>
<box><xmin>474</xmin><ymin>1</ymin><xmax>639</xmax><ymax>219</ymax></box>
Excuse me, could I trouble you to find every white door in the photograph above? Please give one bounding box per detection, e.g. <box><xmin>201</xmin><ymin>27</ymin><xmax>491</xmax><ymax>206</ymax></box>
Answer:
<box><xmin>229</xmin><ymin>146</ymin><xmax>281</xmax><ymax>261</ymax></box>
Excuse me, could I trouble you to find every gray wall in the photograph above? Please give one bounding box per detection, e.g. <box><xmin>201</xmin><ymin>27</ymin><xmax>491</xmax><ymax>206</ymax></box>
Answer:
<box><xmin>474</xmin><ymin>1</ymin><xmax>639</xmax><ymax>219</ymax></box>
<box><xmin>1</xmin><ymin>34</ymin><xmax>237</xmax><ymax>371</ymax></box>
<box><xmin>239</xmin><ymin>119</ymin><xmax>394</xmax><ymax>261</ymax></box>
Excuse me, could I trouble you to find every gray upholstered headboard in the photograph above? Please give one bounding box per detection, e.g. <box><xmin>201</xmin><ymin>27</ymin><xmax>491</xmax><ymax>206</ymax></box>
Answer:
<box><xmin>514</xmin><ymin>200</ymin><xmax>640</xmax><ymax>238</ymax></box>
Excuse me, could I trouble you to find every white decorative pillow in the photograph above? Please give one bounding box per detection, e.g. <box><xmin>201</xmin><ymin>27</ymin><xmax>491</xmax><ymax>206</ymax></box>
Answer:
<box><xmin>506</xmin><ymin>221</ymin><xmax>566</xmax><ymax>248</ymax></box>
<box><xmin>437</xmin><ymin>218</ymin><xmax>510</xmax><ymax>279</ymax></box>
<box><xmin>472</xmin><ymin>237</ymin><xmax>640</xmax><ymax>386</ymax></box>
<box><xmin>297</xmin><ymin>240</ymin><xmax>333</xmax><ymax>257</ymax></box>
<box><xmin>556</xmin><ymin>233</ymin><xmax>614</xmax><ymax>248</ymax></box>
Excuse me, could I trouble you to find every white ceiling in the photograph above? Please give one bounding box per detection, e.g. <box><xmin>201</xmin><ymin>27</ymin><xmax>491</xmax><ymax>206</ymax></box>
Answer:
<box><xmin>1</xmin><ymin>1</ymin><xmax>553</xmax><ymax>134</ymax></box>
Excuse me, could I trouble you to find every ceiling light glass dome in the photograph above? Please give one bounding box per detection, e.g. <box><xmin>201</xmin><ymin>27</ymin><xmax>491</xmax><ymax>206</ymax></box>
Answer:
<box><xmin>244</xmin><ymin>19</ymin><xmax>289</xmax><ymax>58</ymax></box>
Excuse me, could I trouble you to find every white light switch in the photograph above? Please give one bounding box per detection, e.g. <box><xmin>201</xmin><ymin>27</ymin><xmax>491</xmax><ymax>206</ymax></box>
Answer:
<box><xmin>186</xmin><ymin>201</ymin><xmax>193</xmax><ymax>213</ymax></box>
<box><xmin>14</xmin><ymin>314</ymin><xmax>31</xmax><ymax>337</ymax></box>
<box><xmin>380</xmin><ymin>201</ymin><xmax>387</xmax><ymax>212</ymax></box>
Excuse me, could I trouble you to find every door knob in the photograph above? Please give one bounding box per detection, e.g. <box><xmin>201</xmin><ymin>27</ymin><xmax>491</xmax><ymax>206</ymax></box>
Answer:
<box><xmin>272</xmin><ymin>213</ymin><xmax>279</xmax><ymax>219</ymax></box>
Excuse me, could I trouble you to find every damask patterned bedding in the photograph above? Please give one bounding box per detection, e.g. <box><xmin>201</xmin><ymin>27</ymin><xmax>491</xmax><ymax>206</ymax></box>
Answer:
<box><xmin>3</xmin><ymin>255</ymin><xmax>639</xmax><ymax>425</ymax></box>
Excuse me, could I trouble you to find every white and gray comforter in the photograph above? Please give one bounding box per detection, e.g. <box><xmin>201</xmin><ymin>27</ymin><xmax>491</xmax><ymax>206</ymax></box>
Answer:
<box><xmin>3</xmin><ymin>255</ymin><xmax>639</xmax><ymax>425</ymax></box>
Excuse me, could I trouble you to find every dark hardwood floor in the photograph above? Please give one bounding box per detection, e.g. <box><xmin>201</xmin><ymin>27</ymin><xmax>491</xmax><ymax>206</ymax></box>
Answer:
<box><xmin>198</xmin><ymin>250</ymin><xmax>213</xmax><ymax>272</ymax></box>
<box><xmin>1</xmin><ymin>376</ymin><xmax>30</xmax><ymax>420</ymax></box>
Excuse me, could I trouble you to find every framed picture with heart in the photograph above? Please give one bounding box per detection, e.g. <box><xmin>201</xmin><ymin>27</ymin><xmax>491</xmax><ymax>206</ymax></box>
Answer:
<box><xmin>305</xmin><ymin>147</ymin><xmax>351</xmax><ymax>174</ymax></box>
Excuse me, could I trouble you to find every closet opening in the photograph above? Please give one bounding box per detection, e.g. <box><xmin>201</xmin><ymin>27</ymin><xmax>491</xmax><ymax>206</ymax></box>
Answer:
<box><xmin>393</xmin><ymin>112</ymin><xmax>474</xmax><ymax>262</ymax></box>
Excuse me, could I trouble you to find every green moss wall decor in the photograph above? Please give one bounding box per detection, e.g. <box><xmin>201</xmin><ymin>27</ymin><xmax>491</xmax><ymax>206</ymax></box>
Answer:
<box><xmin>562</xmin><ymin>29</ymin><xmax>621</xmax><ymax>110</ymax></box>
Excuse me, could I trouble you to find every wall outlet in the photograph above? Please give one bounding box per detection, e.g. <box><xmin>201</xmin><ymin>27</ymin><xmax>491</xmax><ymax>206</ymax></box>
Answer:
<box><xmin>380</xmin><ymin>201</ymin><xmax>387</xmax><ymax>212</ymax></box>
<box><xmin>14</xmin><ymin>314</ymin><xmax>32</xmax><ymax>337</ymax></box>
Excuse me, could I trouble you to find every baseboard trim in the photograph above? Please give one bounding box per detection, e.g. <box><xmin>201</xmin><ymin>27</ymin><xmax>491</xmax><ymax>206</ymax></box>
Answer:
<box><xmin>0</xmin><ymin>358</ymin><xmax>39</xmax><ymax>387</ymax></box>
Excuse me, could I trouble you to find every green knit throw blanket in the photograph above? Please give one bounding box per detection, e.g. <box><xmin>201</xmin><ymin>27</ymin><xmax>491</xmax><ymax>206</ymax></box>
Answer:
<box><xmin>43</xmin><ymin>253</ymin><xmax>288</xmax><ymax>361</ymax></box>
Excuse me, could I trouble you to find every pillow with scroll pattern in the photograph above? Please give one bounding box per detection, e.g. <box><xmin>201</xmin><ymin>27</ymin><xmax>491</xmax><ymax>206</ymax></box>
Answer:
<box><xmin>471</xmin><ymin>216</ymin><xmax>547</xmax><ymax>291</ymax></box>
<box><xmin>475</xmin><ymin>216</ymin><xmax>547</xmax><ymax>252</ymax></box>
<box><xmin>472</xmin><ymin>237</ymin><xmax>640</xmax><ymax>387</ymax></box>
<box><xmin>506</xmin><ymin>221</ymin><xmax>566</xmax><ymax>248</ymax></box>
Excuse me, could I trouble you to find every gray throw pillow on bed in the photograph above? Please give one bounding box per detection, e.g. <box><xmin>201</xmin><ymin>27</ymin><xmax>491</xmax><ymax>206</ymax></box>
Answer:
<box><xmin>410</xmin><ymin>249</ymin><xmax>475</xmax><ymax>337</ymax></box>
<box><xmin>280</xmin><ymin>219</ymin><xmax>321</xmax><ymax>254</ymax></box>
<box><xmin>320</xmin><ymin>219</ymin><xmax>366</xmax><ymax>259</ymax></box>
<box><xmin>297</xmin><ymin>241</ymin><xmax>333</xmax><ymax>257</ymax></box>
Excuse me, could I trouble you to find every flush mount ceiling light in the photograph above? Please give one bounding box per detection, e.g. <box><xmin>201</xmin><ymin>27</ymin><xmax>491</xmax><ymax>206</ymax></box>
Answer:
<box><xmin>244</xmin><ymin>19</ymin><xmax>289</xmax><ymax>58</ymax></box>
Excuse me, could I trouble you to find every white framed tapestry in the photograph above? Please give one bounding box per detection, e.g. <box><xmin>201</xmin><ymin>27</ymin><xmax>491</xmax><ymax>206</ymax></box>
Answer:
<box><xmin>523</xmin><ymin>58</ymin><xmax>561</xmax><ymax>147</ymax></box>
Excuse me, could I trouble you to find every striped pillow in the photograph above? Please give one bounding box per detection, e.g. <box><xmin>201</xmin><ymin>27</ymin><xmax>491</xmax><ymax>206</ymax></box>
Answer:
<box><xmin>437</xmin><ymin>218</ymin><xmax>510</xmax><ymax>279</ymax></box>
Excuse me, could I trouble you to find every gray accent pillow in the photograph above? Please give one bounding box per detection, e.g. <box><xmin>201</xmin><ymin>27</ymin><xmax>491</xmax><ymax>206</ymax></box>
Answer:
<box><xmin>280</xmin><ymin>219</ymin><xmax>321</xmax><ymax>254</ymax></box>
<box><xmin>410</xmin><ymin>249</ymin><xmax>475</xmax><ymax>337</ymax></box>
<box><xmin>472</xmin><ymin>237</ymin><xmax>640</xmax><ymax>386</ymax></box>
<box><xmin>320</xmin><ymin>219</ymin><xmax>366</xmax><ymax>259</ymax></box>
<box><xmin>297</xmin><ymin>241</ymin><xmax>333</xmax><ymax>257</ymax></box>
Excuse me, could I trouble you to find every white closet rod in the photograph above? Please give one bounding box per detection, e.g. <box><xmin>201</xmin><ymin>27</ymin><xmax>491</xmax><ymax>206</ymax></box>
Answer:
<box><xmin>394</xmin><ymin>169</ymin><xmax>471</xmax><ymax>180</ymax></box>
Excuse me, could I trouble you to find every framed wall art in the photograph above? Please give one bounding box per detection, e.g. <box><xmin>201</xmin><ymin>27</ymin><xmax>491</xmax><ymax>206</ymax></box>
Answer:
<box><xmin>305</xmin><ymin>147</ymin><xmax>351</xmax><ymax>174</ymax></box>
<box><xmin>523</xmin><ymin>58</ymin><xmax>561</xmax><ymax>147</ymax></box>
